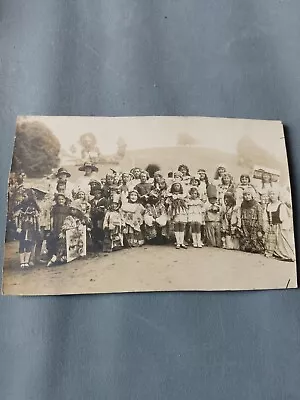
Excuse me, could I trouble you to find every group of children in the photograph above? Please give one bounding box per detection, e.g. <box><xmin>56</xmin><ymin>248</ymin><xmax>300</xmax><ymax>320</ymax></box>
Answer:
<box><xmin>7</xmin><ymin>162</ymin><xmax>296</xmax><ymax>269</ymax></box>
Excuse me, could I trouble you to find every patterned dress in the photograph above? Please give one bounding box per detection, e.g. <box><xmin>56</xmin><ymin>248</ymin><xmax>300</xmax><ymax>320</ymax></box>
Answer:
<box><xmin>239</xmin><ymin>200</ymin><xmax>264</xmax><ymax>253</ymax></box>
<box><xmin>121</xmin><ymin>202</ymin><xmax>145</xmax><ymax>247</ymax></box>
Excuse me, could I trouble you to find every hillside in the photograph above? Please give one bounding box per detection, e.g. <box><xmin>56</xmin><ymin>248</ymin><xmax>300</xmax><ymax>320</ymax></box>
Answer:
<box><xmin>61</xmin><ymin>146</ymin><xmax>253</xmax><ymax>182</ymax></box>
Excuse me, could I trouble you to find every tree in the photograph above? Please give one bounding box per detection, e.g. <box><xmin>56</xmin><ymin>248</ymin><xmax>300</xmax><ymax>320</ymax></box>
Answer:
<box><xmin>11</xmin><ymin>120</ymin><xmax>60</xmax><ymax>178</ymax></box>
<box><xmin>145</xmin><ymin>163</ymin><xmax>161</xmax><ymax>178</ymax></box>
<box><xmin>177</xmin><ymin>132</ymin><xmax>198</xmax><ymax>146</ymax></box>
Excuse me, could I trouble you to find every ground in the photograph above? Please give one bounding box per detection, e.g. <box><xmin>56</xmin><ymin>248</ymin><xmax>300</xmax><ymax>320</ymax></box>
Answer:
<box><xmin>2</xmin><ymin>241</ymin><xmax>297</xmax><ymax>295</ymax></box>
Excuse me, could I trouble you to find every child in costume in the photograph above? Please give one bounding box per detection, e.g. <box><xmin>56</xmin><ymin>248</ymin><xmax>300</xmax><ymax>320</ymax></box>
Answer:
<box><xmin>177</xmin><ymin>164</ymin><xmax>191</xmax><ymax>188</ymax></box>
<box><xmin>166</xmin><ymin>182</ymin><xmax>188</xmax><ymax>249</ymax></box>
<box><xmin>89</xmin><ymin>187</ymin><xmax>108</xmax><ymax>250</ymax></box>
<box><xmin>187</xmin><ymin>187</ymin><xmax>205</xmax><ymax>248</ymax></box>
<box><xmin>102</xmin><ymin>201</ymin><xmax>125</xmax><ymax>252</ymax></box>
<box><xmin>102</xmin><ymin>173</ymin><xmax>115</xmax><ymax>199</ymax></box>
<box><xmin>121</xmin><ymin>190</ymin><xmax>145</xmax><ymax>247</ymax></box>
<box><xmin>47</xmin><ymin>194</ymin><xmax>70</xmax><ymax>266</ymax></box>
<box><xmin>220</xmin><ymin>192</ymin><xmax>240</xmax><ymax>250</ymax></box>
<box><xmin>264</xmin><ymin>190</ymin><xmax>295</xmax><ymax>261</ymax></box>
<box><xmin>74</xmin><ymin>189</ymin><xmax>91</xmax><ymax>220</ymax></box>
<box><xmin>204</xmin><ymin>184</ymin><xmax>222</xmax><ymax>248</ymax></box>
<box><xmin>217</xmin><ymin>173</ymin><xmax>235</xmax><ymax>207</ymax></box>
<box><xmin>235</xmin><ymin>174</ymin><xmax>258</xmax><ymax>207</ymax></box>
<box><xmin>14</xmin><ymin>189</ymin><xmax>41</xmax><ymax>268</ymax></box>
<box><xmin>238</xmin><ymin>188</ymin><xmax>264</xmax><ymax>254</ymax></box>
<box><xmin>213</xmin><ymin>165</ymin><xmax>227</xmax><ymax>186</ymax></box>
<box><xmin>144</xmin><ymin>190</ymin><xmax>168</xmax><ymax>244</ymax></box>
<box><xmin>134</xmin><ymin>170</ymin><xmax>152</xmax><ymax>205</ymax></box>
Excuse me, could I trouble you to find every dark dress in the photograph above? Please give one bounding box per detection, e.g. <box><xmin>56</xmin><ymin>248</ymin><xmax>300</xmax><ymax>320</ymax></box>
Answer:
<box><xmin>47</xmin><ymin>204</ymin><xmax>70</xmax><ymax>257</ymax></box>
<box><xmin>239</xmin><ymin>200</ymin><xmax>264</xmax><ymax>253</ymax></box>
<box><xmin>14</xmin><ymin>199</ymin><xmax>41</xmax><ymax>252</ymax></box>
<box><xmin>134</xmin><ymin>182</ymin><xmax>152</xmax><ymax>205</ymax></box>
<box><xmin>89</xmin><ymin>197</ymin><xmax>108</xmax><ymax>248</ymax></box>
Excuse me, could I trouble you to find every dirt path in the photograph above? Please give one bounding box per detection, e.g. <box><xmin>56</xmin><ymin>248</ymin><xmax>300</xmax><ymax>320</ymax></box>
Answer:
<box><xmin>2</xmin><ymin>241</ymin><xmax>297</xmax><ymax>295</ymax></box>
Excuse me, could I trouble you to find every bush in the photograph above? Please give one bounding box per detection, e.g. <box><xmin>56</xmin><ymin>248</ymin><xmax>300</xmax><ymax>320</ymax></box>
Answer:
<box><xmin>11</xmin><ymin>120</ymin><xmax>61</xmax><ymax>178</ymax></box>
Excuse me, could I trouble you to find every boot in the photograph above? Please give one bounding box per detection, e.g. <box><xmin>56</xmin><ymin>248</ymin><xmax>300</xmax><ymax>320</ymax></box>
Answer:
<box><xmin>19</xmin><ymin>253</ymin><xmax>25</xmax><ymax>269</ymax></box>
<box><xmin>174</xmin><ymin>232</ymin><xmax>180</xmax><ymax>249</ymax></box>
<box><xmin>197</xmin><ymin>233</ymin><xmax>203</xmax><ymax>248</ymax></box>
<box><xmin>180</xmin><ymin>232</ymin><xmax>187</xmax><ymax>249</ymax></box>
<box><xmin>192</xmin><ymin>233</ymin><xmax>198</xmax><ymax>248</ymax></box>
<box><xmin>24</xmin><ymin>252</ymin><xmax>31</xmax><ymax>268</ymax></box>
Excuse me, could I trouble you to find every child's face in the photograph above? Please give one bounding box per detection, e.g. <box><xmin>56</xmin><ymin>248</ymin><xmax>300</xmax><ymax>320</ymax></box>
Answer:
<box><xmin>243</xmin><ymin>192</ymin><xmax>253</xmax><ymax>202</ymax></box>
<box><xmin>140</xmin><ymin>173</ymin><xmax>147</xmax><ymax>183</ymax></box>
<box><xmin>173</xmin><ymin>183</ymin><xmax>181</xmax><ymax>193</ymax></box>
<box><xmin>218</xmin><ymin>167</ymin><xmax>225</xmax><ymax>176</ymax></box>
<box><xmin>111</xmin><ymin>202</ymin><xmax>119</xmax><ymax>211</ymax></box>
<box><xmin>260</xmin><ymin>194</ymin><xmax>268</xmax><ymax>204</ymax></box>
<box><xmin>70</xmin><ymin>207</ymin><xmax>77</xmax><ymax>215</ymax></box>
<box><xmin>191</xmin><ymin>178</ymin><xmax>199</xmax><ymax>187</ymax></box>
<box><xmin>199</xmin><ymin>172</ymin><xmax>206</xmax><ymax>181</ymax></box>
<box><xmin>58</xmin><ymin>173</ymin><xmax>67</xmax><ymax>181</ymax></box>
<box><xmin>223</xmin><ymin>175</ymin><xmax>231</xmax><ymax>185</ymax></box>
<box><xmin>240</xmin><ymin>176</ymin><xmax>249</xmax><ymax>185</ymax></box>
<box><xmin>78</xmin><ymin>192</ymin><xmax>85</xmax><ymax>200</ymax></box>
<box><xmin>106</xmin><ymin>176</ymin><xmax>114</xmax><ymax>185</ymax></box>
<box><xmin>159</xmin><ymin>181</ymin><xmax>166</xmax><ymax>190</ymax></box>
<box><xmin>262</xmin><ymin>173</ymin><xmax>271</xmax><ymax>183</ymax></box>
<box><xmin>85</xmin><ymin>167</ymin><xmax>93</xmax><ymax>176</ymax></box>
<box><xmin>94</xmin><ymin>190</ymin><xmax>102</xmax><ymax>199</ymax></box>
<box><xmin>209</xmin><ymin>197</ymin><xmax>217</xmax><ymax>205</ymax></box>
<box><xmin>173</xmin><ymin>173</ymin><xmax>182</xmax><ymax>183</ymax></box>
<box><xmin>57</xmin><ymin>195</ymin><xmax>66</xmax><ymax>206</ymax></box>
<box><xmin>154</xmin><ymin>175</ymin><xmax>162</xmax><ymax>184</ymax></box>
<box><xmin>269</xmin><ymin>191</ymin><xmax>278</xmax><ymax>203</ymax></box>
<box><xmin>122</xmin><ymin>174</ymin><xmax>130</xmax><ymax>183</ymax></box>
<box><xmin>57</xmin><ymin>184</ymin><xmax>65</xmax><ymax>193</ymax></box>
<box><xmin>129</xmin><ymin>192</ymin><xmax>138</xmax><ymax>203</ymax></box>
<box><xmin>179</xmin><ymin>167</ymin><xmax>188</xmax><ymax>176</ymax></box>
<box><xmin>133</xmin><ymin>169</ymin><xmax>141</xmax><ymax>179</ymax></box>
<box><xmin>190</xmin><ymin>190</ymin><xmax>198</xmax><ymax>199</ymax></box>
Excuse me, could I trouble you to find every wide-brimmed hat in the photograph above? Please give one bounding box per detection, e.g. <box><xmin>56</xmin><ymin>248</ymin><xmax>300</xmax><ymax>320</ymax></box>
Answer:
<box><xmin>56</xmin><ymin>167</ymin><xmax>71</xmax><ymax>178</ymax></box>
<box><xmin>69</xmin><ymin>200</ymin><xmax>84</xmax><ymax>213</ymax></box>
<box><xmin>78</xmin><ymin>162</ymin><xmax>98</xmax><ymax>172</ymax></box>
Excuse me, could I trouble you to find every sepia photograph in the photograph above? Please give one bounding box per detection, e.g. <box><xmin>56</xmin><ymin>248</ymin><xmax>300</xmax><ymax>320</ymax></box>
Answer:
<box><xmin>2</xmin><ymin>116</ymin><xmax>297</xmax><ymax>295</ymax></box>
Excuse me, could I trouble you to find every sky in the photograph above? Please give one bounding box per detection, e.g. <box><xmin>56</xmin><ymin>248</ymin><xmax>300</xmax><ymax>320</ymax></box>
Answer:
<box><xmin>19</xmin><ymin>116</ymin><xmax>287</xmax><ymax>160</ymax></box>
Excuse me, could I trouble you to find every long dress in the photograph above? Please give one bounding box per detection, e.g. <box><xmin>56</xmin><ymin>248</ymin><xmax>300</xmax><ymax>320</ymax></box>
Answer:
<box><xmin>14</xmin><ymin>200</ymin><xmax>41</xmax><ymax>251</ymax></box>
<box><xmin>144</xmin><ymin>201</ymin><xmax>168</xmax><ymax>242</ymax></box>
<box><xmin>221</xmin><ymin>205</ymin><xmax>240</xmax><ymax>250</ymax></box>
<box><xmin>239</xmin><ymin>200</ymin><xmax>264</xmax><ymax>253</ymax></box>
<box><xmin>204</xmin><ymin>203</ymin><xmax>222</xmax><ymax>247</ymax></box>
<box><xmin>265</xmin><ymin>201</ymin><xmax>295</xmax><ymax>261</ymax></box>
<box><xmin>121</xmin><ymin>202</ymin><xmax>145</xmax><ymax>247</ymax></box>
<box><xmin>103</xmin><ymin>210</ymin><xmax>124</xmax><ymax>251</ymax></box>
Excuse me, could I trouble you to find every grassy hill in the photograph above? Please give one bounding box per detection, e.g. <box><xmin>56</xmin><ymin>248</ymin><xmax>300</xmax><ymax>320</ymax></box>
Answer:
<box><xmin>60</xmin><ymin>146</ymin><xmax>252</xmax><ymax>182</ymax></box>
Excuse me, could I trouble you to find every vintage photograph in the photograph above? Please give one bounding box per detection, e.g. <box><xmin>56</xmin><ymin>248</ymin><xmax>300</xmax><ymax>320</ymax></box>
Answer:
<box><xmin>2</xmin><ymin>116</ymin><xmax>297</xmax><ymax>295</ymax></box>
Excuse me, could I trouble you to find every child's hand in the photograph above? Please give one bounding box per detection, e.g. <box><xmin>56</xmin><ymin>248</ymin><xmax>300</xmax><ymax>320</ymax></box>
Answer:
<box><xmin>16</xmin><ymin>228</ymin><xmax>22</xmax><ymax>234</ymax></box>
<box><xmin>257</xmin><ymin>231</ymin><xmax>263</xmax><ymax>238</ymax></box>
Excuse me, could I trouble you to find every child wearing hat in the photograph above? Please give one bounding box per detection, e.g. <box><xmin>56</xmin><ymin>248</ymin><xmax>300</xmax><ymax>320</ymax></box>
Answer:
<box><xmin>53</xmin><ymin>167</ymin><xmax>74</xmax><ymax>199</ymax></box>
<box><xmin>76</xmin><ymin>162</ymin><xmax>99</xmax><ymax>198</ymax></box>
<box><xmin>204</xmin><ymin>184</ymin><xmax>222</xmax><ymax>248</ymax></box>
<box><xmin>102</xmin><ymin>200</ymin><xmax>125</xmax><ymax>252</ymax></box>
<box><xmin>121</xmin><ymin>190</ymin><xmax>145</xmax><ymax>247</ymax></box>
